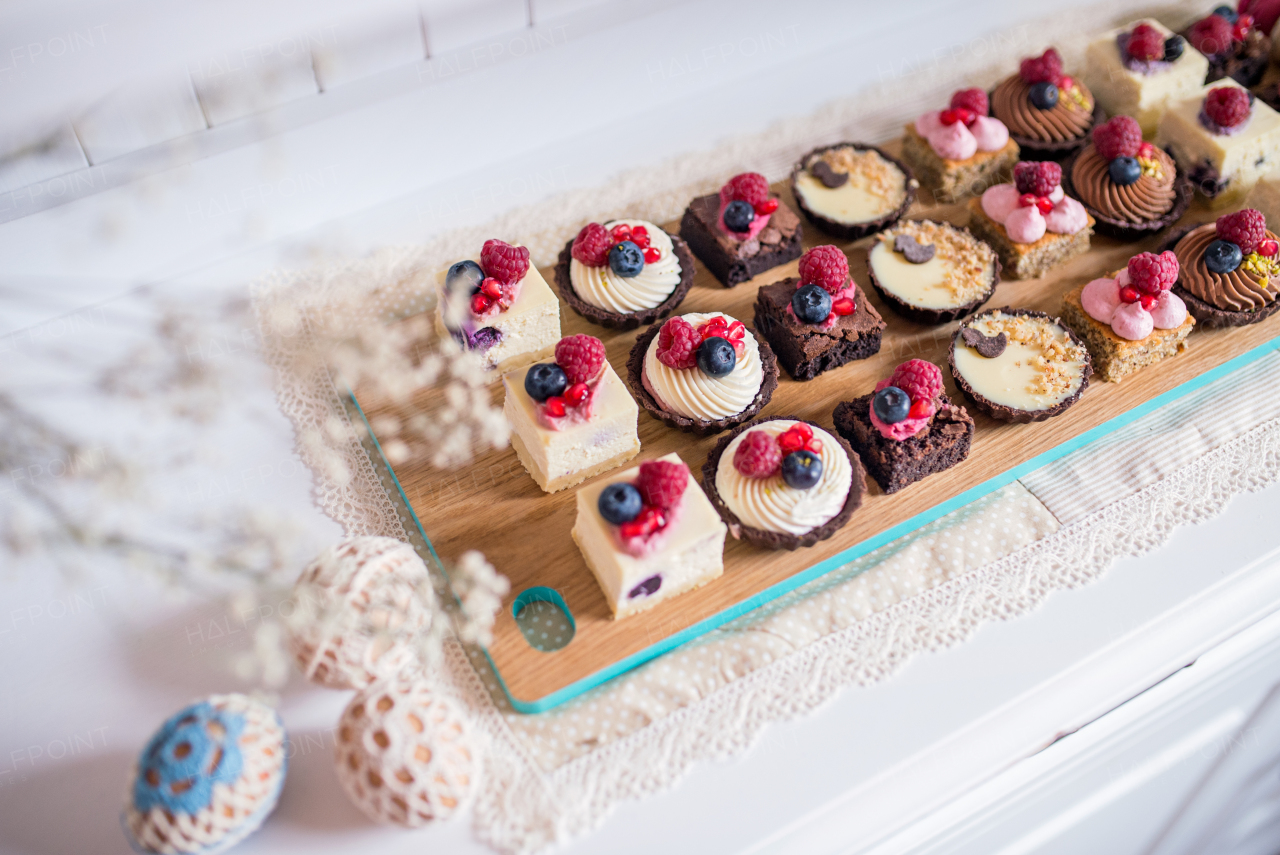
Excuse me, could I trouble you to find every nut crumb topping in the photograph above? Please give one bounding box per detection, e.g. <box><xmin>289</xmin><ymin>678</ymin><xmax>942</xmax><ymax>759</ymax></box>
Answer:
<box><xmin>879</xmin><ymin>219</ymin><xmax>995</xmax><ymax>303</ymax></box>
<box><xmin>817</xmin><ymin>148</ymin><xmax>906</xmax><ymax>207</ymax></box>
<box><xmin>971</xmin><ymin>312</ymin><xmax>1086</xmax><ymax>399</ymax></box>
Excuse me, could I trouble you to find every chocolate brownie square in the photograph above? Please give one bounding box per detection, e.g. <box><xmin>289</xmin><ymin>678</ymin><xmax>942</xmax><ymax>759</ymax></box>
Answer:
<box><xmin>678</xmin><ymin>194</ymin><xmax>803</xmax><ymax>287</ymax></box>
<box><xmin>832</xmin><ymin>393</ymin><xmax>973</xmax><ymax>494</ymax></box>
<box><xmin>753</xmin><ymin>279</ymin><xmax>885</xmax><ymax>381</ymax></box>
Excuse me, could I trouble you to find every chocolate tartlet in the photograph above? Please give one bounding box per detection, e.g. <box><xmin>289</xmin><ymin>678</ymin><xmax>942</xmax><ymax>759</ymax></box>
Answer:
<box><xmin>789</xmin><ymin>144</ymin><xmax>916</xmax><ymax>241</ymax></box>
<box><xmin>554</xmin><ymin>224</ymin><xmax>696</xmax><ymax>331</ymax></box>
<box><xmin>679</xmin><ymin>189</ymin><xmax>803</xmax><ymax>287</ymax></box>
<box><xmin>948</xmin><ymin>307</ymin><xmax>1091</xmax><ymax>423</ymax></box>
<box><xmin>1063</xmin><ymin>142</ymin><xmax>1191</xmax><ymax>240</ymax></box>
<box><xmin>701</xmin><ymin>416</ymin><xmax>866</xmax><ymax>551</ymax></box>
<box><xmin>866</xmin><ymin>219</ymin><xmax>1000</xmax><ymax>324</ymax></box>
<box><xmin>1166</xmin><ymin>222</ymin><xmax>1280</xmax><ymax>327</ymax></box>
<box><xmin>990</xmin><ymin>50</ymin><xmax>1102</xmax><ymax>160</ymax></box>
<box><xmin>754</xmin><ymin>280</ymin><xmax>884</xmax><ymax>381</ymax></box>
<box><xmin>833</xmin><ymin>392</ymin><xmax>973</xmax><ymax>494</ymax></box>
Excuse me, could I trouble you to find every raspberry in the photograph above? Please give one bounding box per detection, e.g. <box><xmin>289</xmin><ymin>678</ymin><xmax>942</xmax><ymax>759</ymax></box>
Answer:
<box><xmin>719</xmin><ymin>173</ymin><xmax>770</xmax><ymax>208</ymax></box>
<box><xmin>634</xmin><ymin>460</ymin><xmax>688</xmax><ymax>510</ymax></box>
<box><xmin>1216</xmin><ymin>208</ymin><xmax>1267</xmax><ymax>254</ymax></box>
<box><xmin>1013</xmin><ymin>161</ymin><xmax>1062</xmax><ymax>197</ymax></box>
<box><xmin>888</xmin><ymin>359</ymin><xmax>943</xmax><ymax>403</ymax></box>
<box><xmin>655</xmin><ymin>317</ymin><xmax>700</xmax><ymax>370</ymax></box>
<box><xmin>480</xmin><ymin>239</ymin><xmax>530</xmax><ymax>285</ymax></box>
<box><xmin>1203</xmin><ymin>86</ymin><xmax>1251</xmax><ymax>129</ymax></box>
<box><xmin>571</xmin><ymin>223</ymin><xmax>611</xmax><ymax>267</ymax></box>
<box><xmin>554</xmin><ymin>334</ymin><xmax>606</xmax><ymax>384</ymax></box>
<box><xmin>797</xmin><ymin>245</ymin><xmax>849</xmax><ymax>295</ymax></box>
<box><xmin>733</xmin><ymin>430</ymin><xmax>782</xmax><ymax>479</ymax></box>
<box><xmin>1126</xmin><ymin>23</ymin><xmax>1165</xmax><ymax>60</ymax></box>
<box><xmin>1126</xmin><ymin>252</ymin><xmax>1165</xmax><ymax>294</ymax></box>
<box><xmin>1092</xmin><ymin>115</ymin><xmax>1143</xmax><ymax>160</ymax></box>
<box><xmin>1155</xmin><ymin>250</ymin><xmax>1180</xmax><ymax>291</ymax></box>
<box><xmin>1188</xmin><ymin>14</ymin><xmax>1233</xmax><ymax>55</ymax></box>
<box><xmin>1018</xmin><ymin>48</ymin><xmax>1062</xmax><ymax>85</ymax></box>
<box><xmin>949</xmin><ymin>87</ymin><xmax>988</xmax><ymax>117</ymax></box>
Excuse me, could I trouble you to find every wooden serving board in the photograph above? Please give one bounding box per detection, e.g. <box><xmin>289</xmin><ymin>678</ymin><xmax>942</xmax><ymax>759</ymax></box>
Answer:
<box><xmin>352</xmin><ymin>150</ymin><xmax>1280</xmax><ymax>713</ymax></box>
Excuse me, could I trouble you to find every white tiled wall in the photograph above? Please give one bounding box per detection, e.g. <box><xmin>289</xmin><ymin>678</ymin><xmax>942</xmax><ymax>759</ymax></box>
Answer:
<box><xmin>311</xmin><ymin>6</ymin><xmax>427</xmax><ymax>90</ymax></box>
<box><xmin>72</xmin><ymin>73</ymin><xmax>208</xmax><ymax>164</ymax></box>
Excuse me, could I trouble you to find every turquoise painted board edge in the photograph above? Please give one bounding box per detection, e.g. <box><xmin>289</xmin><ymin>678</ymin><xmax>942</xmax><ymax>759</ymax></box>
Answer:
<box><xmin>349</xmin><ymin>334</ymin><xmax>1280</xmax><ymax>714</ymax></box>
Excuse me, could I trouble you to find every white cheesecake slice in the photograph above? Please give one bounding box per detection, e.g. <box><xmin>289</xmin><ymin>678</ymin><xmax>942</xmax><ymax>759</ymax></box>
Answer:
<box><xmin>434</xmin><ymin>257</ymin><xmax>561</xmax><ymax>374</ymax></box>
<box><xmin>1085</xmin><ymin>19</ymin><xmax>1210</xmax><ymax>137</ymax></box>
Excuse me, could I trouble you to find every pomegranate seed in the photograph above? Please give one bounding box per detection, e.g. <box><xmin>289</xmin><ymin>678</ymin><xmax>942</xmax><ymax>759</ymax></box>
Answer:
<box><xmin>754</xmin><ymin>198</ymin><xmax>779</xmax><ymax>216</ymax></box>
<box><xmin>1138</xmin><ymin>142</ymin><xmax>1155</xmax><ymax>159</ymax></box>
<box><xmin>480</xmin><ymin>277</ymin><xmax>503</xmax><ymax>299</ymax></box>
<box><xmin>908</xmin><ymin>399</ymin><xmax>933</xmax><ymax>419</ymax></box>
<box><xmin>643</xmin><ymin>246</ymin><xmax>661</xmax><ymax>264</ymax></box>
<box><xmin>1018</xmin><ymin>193</ymin><xmax>1038</xmax><ymax>208</ymax></box>
<box><xmin>610</xmin><ymin>224</ymin><xmax>631</xmax><ymax>241</ymax></box>
<box><xmin>1233</xmin><ymin>23</ymin><xmax>1249</xmax><ymax>40</ymax></box>
<box><xmin>726</xmin><ymin>320</ymin><xmax>746</xmax><ymax>340</ymax></box>
<box><xmin>1259</xmin><ymin>239</ymin><xmax>1278</xmax><ymax>257</ymax></box>
<box><xmin>732</xmin><ymin>340</ymin><xmax>746</xmax><ymax>359</ymax></box>
<box><xmin>564</xmin><ymin>382</ymin><xmax>590</xmax><ymax>406</ymax></box>
<box><xmin>1119</xmin><ymin>285</ymin><xmax>1141</xmax><ymax>304</ymax></box>
<box><xmin>1139</xmin><ymin>293</ymin><xmax>1158</xmax><ymax>310</ymax></box>
<box><xmin>470</xmin><ymin>293</ymin><xmax>493</xmax><ymax>314</ymax></box>
<box><xmin>940</xmin><ymin>109</ymin><xmax>961</xmax><ymax>125</ymax></box>
<box><xmin>1058</xmin><ymin>75</ymin><xmax>1074</xmax><ymax>90</ymax></box>
<box><xmin>1036</xmin><ymin>197</ymin><xmax>1055</xmax><ymax>215</ymax></box>
<box><xmin>620</xmin><ymin>506</ymin><xmax>665</xmax><ymax>539</ymax></box>
<box><xmin>806</xmin><ymin>438</ymin><xmax>823</xmax><ymax>454</ymax></box>
<box><xmin>792</xmin><ymin>422</ymin><xmax>813</xmax><ymax>441</ymax></box>
<box><xmin>544</xmin><ymin>396</ymin><xmax>566</xmax><ymax>417</ymax></box>
<box><xmin>1239</xmin><ymin>13</ymin><xmax>1254</xmax><ymax>28</ymax></box>
<box><xmin>629</xmin><ymin>225</ymin><xmax>649</xmax><ymax>247</ymax></box>
<box><xmin>778</xmin><ymin>430</ymin><xmax>805</xmax><ymax>453</ymax></box>
<box><xmin>831</xmin><ymin>297</ymin><xmax>855</xmax><ymax>315</ymax></box>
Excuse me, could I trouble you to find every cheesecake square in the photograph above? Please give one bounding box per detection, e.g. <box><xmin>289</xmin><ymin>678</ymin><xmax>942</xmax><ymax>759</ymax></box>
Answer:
<box><xmin>965</xmin><ymin>197</ymin><xmax>1093</xmax><ymax>281</ymax></box>
<box><xmin>1085</xmin><ymin>19</ymin><xmax>1211</xmax><ymax>137</ymax></box>
<box><xmin>1157</xmin><ymin>79</ymin><xmax>1280</xmax><ymax>208</ymax></box>
<box><xmin>1060</xmin><ymin>285</ymin><xmax>1194</xmax><ymax>383</ymax></box>
<box><xmin>571</xmin><ymin>453</ymin><xmax>726</xmax><ymax>619</ymax></box>
<box><xmin>900</xmin><ymin>123</ymin><xmax>1020</xmax><ymax>203</ymax></box>
<box><xmin>502</xmin><ymin>359</ymin><xmax>640</xmax><ymax>493</ymax></box>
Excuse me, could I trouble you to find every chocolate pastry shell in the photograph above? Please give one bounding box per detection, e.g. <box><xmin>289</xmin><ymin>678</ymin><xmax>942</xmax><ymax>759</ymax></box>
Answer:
<box><xmin>789</xmin><ymin>143</ymin><xmax>917</xmax><ymax>242</ymax></box>
<box><xmin>990</xmin><ymin>88</ymin><xmax>1106</xmax><ymax>162</ymax></box>
<box><xmin>626</xmin><ymin>320</ymin><xmax>779</xmax><ymax>436</ymax></box>
<box><xmin>554</xmin><ymin>230</ymin><xmax>696</xmax><ymax>331</ymax></box>
<box><xmin>865</xmin><ymin>223</ymin><xmax>1002</xmax><ymax>324</ymax></box>
<box><xmin>1061</xmin><ymin>145</ymin><xmax>1193</xmax><ymax>241</ymax></box>
<box><xmin>947</xmin><ymin>306</ymin><xmax>1092</xmax><ymax>423</ymax></box>
<box><xmin>1161</xmin><ymin>224</ymin><xmax>1280</xmax><ymax>328</ymax></box>
<box><xmin>700</xmin><ymin>416</ymin><xmax>866</xmax><ymax>550</ymax></box>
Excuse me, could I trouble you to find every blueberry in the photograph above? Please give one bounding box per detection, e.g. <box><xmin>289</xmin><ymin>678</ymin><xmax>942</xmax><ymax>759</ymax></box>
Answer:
<box><xmin>1109</xmin><ymin>156</ymin><xmax>1142</xmax><ymax>186</ymax></box>
<box><xmin>1163</xmin><ymin>34</ymin><xmax>1185</xmax><ymax>62</ymax></box>
<box><xmin>791</xmin><ymin>283</ymin><xmax>832</xmax><ymax>324</ymax></box>
<box><xmin>628</xmin><ymin>574</ymin><xmax>662</xmax><ymax>599</ymax></box>
<box><xmin>446</xmin><ymin>259</ymin><xmax>484</xmax><ymax>294</ymax></box>
<box><xmin>872</xmin><ymin>386</ymin><xmax>911</xmax><ymax>424</ymax></box>
<box><xmin>1212</xmin><ymin>5</ymin><xmax>1237</xmax><ymax>23</ymax></box>
<box><xmin>1029</xmin><ymin>81</ymin><xmax>1059</xmax><ymax>110</ymax></box>
<box><xmin>1205</xmin><ymin>239</ymin><xmax>1243</xmax><ymax>274</ymax></box>
<box><xmin>723</xmin><ymin>199</ymin><xmax>756</xmax><ymax>232</ymax></box>
<box><xmin>598</xmin><ymin>482</ymin><xmax>642</xmax><ymax>525</ymax></box>
<box><xmin>781</xmin><ymin>450</ymin><xmax>823</xmax><ymax>490</ymax></box>
<box><xmin>697</xmin><ymin>336</ymin><xmax>737</xmax><ymax>377</ymax></box>
<box><xmin>609</xmin><ymin>240</ymin><xmax>645</xmax><ymax>277</ymax></box>
<box><xmin>523</xmin><ymin>362</ymin><xmax>568</xmax><ymax>402</ymax></box>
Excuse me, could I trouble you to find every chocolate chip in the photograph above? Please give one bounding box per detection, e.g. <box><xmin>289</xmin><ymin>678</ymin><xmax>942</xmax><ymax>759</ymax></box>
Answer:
<box><xmin>960</xmin><ymin>327</ymin><xmax>1007</xmax><ymax>358</ymax></box>
<box><xmin>810</xmin><ymin>160</ymin><xmax>848</xmax><ymax>188</ymax></box>
<box><xmin>894</xmin><ymin>234</ymin><xmax>935</xmax><ymax>264</ymax></box>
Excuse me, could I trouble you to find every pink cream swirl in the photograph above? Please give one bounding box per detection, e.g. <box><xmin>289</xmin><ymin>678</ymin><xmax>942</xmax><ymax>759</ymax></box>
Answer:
<box><xmin>868</xmin><ymin>378</ymin><xmax>936</xmax><ymax>441</ymax></box>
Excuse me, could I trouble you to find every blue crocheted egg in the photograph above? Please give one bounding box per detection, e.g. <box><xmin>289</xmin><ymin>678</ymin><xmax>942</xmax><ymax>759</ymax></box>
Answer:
<box><xmin>123</xmin><ymin>694</ymin><xmax>286</xmax><ymax>855</ymax></box>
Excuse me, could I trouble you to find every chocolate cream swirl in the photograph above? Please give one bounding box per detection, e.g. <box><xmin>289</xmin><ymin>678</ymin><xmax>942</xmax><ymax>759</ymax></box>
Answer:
<box><xmin>992</xmin><ymin>75</ymin><xmax>1094</xmax><ymax>143</ymax></box>
<box><xmin>1175</xmin><ymin>223</ymin><xmax>1280</xmax><ymax>311</ymax></box>
<box><xmin>1071</xmin><ymin>144</ymin><xmax>1177</xmax><ymax>223</ymax></box>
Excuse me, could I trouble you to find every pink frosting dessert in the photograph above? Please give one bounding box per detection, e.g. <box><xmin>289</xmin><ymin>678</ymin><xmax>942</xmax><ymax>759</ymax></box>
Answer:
<box><xmin>1081</xmin><ymin>253</ymin><xmax>1188</xmax><ymax>341</ymax></box>
<box><xmin>981</xmin><ymin>182</ymin><xmax>1087</xmax><ymax>243</ymax></box>
<box><xmin>916</xmin><ymin>111</ymin><xmax>1010</xmax><ymax>160</ymax></box>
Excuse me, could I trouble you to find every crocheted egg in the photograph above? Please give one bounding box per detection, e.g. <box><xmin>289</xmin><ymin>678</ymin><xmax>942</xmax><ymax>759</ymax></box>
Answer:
<box><xmin>286</xmin><ymin>536</ymin><xmax>434</xmax><ymax>690</ymax></box>
<box><xmin>334</xmin><ymin>676</ymin><xmax>476</xmax><ymax>826</ymax></box>
<box><xmin>123</xmin><ymin>694</ymin><xmax>286</xmax><ymax>855</ymax></box>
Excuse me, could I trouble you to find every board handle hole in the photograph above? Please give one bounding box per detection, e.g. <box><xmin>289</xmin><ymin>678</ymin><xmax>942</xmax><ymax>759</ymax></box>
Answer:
<box><xmin>512</xmin><ymin>587</ymin><xmax>575</xmax><ymax>652</ymax></box>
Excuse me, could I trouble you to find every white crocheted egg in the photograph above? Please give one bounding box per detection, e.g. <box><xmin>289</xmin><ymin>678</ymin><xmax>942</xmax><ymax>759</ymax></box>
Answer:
<box><xmin>334</xmin><ymin>676</ymin><xmax>477</xmax><ymax>826</ymax></box>
<box><xmin>287</xmin><ymin>536</ymin><xmax>434</xmax><ymax>690</ymax></box>
<box><xmin>123</xmin><ymin>694</ymin><xmax>286</xmax><ymax>855</ymax></box>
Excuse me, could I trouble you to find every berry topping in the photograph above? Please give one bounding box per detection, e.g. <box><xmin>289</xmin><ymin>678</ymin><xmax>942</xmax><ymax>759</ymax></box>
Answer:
<box><xmin>643</xmin><ymin>246</ymin><xmax>661</xmax><ymax>264</ymax></box>
<box><xmin>470</xmin><ymin>293</ymin><xmax>493</xmax><ymax>315</ymax></box>
<box><xmin>555</xmin><ymin>334</ymin><xmax>606</xmax><ymax>384</ymax></box>
<box><xmin>524</xmin><ymin>363</ymin><xmax>568</xmax><ymax>402</ymax></box>
<box><xmin>445</xmin><ymin>259</ymin><xmax>484</xmax><ymax>294</ymax></box>
<box><xmin>1203</xmin><ymin>86</ymin><xmax>1252</xmax><ymax>129</ymax></box>
<box><xmin>1109</xmin><ymin>156</ymin><xmax>1142</xmax><ymax>186</ymax></box>
<box><xmin>618</xmin><ymin>506</ymin><xmax>665</xmax><ymax>540</ymax></box>
<box><xmin>1126</xmin><ymin>23</ymin><xmax>1166</xmax><ymax>61</ymax></box>
<box><xmin>656</xmin><ymin>317</ymin><xmax>700</xmax><ymax>370</ymax></box>
<box><xmin>629</xmin><ymin>225</ymin><xmax>650</xmax><ymax>248</ymax></box>
<box><xmin>908</xmin><ymin>399</ymin><xmax>935</xmax><ymax>420</ymax></box>
<box><xmin>723</xmin><ymin>199</ymin><xmax>755</xmax><ymax>232</ymax></box>
<box><xmin>781</xmin><ymin>450</ymin><xmax>823</xmax><ymax>490</ymax></box>
<box><xmin>1092</xmin><ymin>115</ymin><xmax>1143</xmax><ymax>160</ymax></box>
<box><xmin>1217</xmin><ymin>208</ymin><xmax>1266</xmax><ymax>254</ymax></box>
<box><xmin>571</xmin><ymin>223</ymin><xmax>612</xmax><ymax>267</ymax></box>
<box><xmin>1019</xmin><ymin>48</ymin><xmax>1063</xmax><ymax>85</ymax></box>
<box><xmin>889</xmin><ymin>359</ymin><xmax>943</xmax><ymax>402</ymax></box>
<box><xmin>697</xmin><ymin>336</ymin><xmax>737</xmax><ymax>377</ymax></box>
<box><xmin>1188</xmin><ymin>14</ymin><xmax>1234</xmax><ymax>55</ymax></box>
<box><xmin>791</xmin><ymin>283</ymin><xmax>832</xmax><ymax>324</ymax></box>
<box><xmin>564</xmin><ymin>382</ymin><xmax>590</xmax><ymax>406</ymax></box>
<box><xmin>1119</xmin><ymin>285</ymin><xmax>1141</xmax><ymax>304</ymax></box>
<box><xmin>754</xmin><ymin>198</ymin><xmax>779</xmax><ymax>216</ymax></box>
<box><xmin>1260</xmin><ymin>239</ymin><xmax>1279</xmax><ymax>257</ymax></box>
<box><xmin>634</xmin><ymin>459</ymin><xmax>688</xmax><ymax>511</ymax></box>
<box><xmin>598</xmin><ymin>482</ymin><xmax>642</xmax><ymax>525</ymax></box>
<box><xmin>1127</xmin><ymin>250</ymin><xmax>1179</xmax><ymax>294</ymax></box>
<box><xmin>1013</xmin><ymin>161</ymin><xmax>1062</xmax><ymax>197</ymax></box>
<box><xmin>1164</xmin><ymin>34</ymin><xmax>1186</xmax><ymax>61</ymax></box>
<box><xmin>478</xmin><ymin>277</ymin><xmax>502</xmax><ymax>300</ymax></box>
<box><xmin>776</xmin><ymin>422</ymin><xmax>822</xmax><ymax>457</ymax></box>
<box><xmin>873</xmin><ymin>386</ymin><xmax>911</xmax><ymax>424</ymax></box>
<box><xmin>1233</xmin><ymin>13</ymin><xmax>1254</xmax><ymax>41</ymax></box>
<box><xmin>1205</xmin><ymin>239</ymin><xmax>1244</xmax><ymax>273</ymax></box>
<box><xmin>1028</xmin><ymin>81</ymin><xmax>1059</xmax><ymax>110</ymax></box>
<box><xmin>610</xmin><ymin>223</ymin><xmax>632</xmax><ymax>241</ymax></box>
<box><xmin>719</xmin><ymin>172</ymin><xmax>771</xmax><ymax>208</ymax></box>
<box><xmin>940</xmin><ymin>107</ymin><xmax>975</xmax><ymax>126</ymax></box>
<box><xmin>798</xmin><ymin>245</ymin><xmax>849</xmax><ymax>295</ymax></box>
<box><xmin>949</xmin><ymin>87</ymin><xmax>988</xmax><ymax>117</ymax></box>
<box><xmin>831</xmin><ymin>296</ymin><xmax>856</xmax><ymax>316</ymax></box>
<box><xmin>480</xmin><ymin>239</ymin><xmax>529</xmax><ymax>285</ymax></box>
<box><xmin>696</xmin><ymin>315</ymin><xmax>747</xmax><ymax>359</ymax></box>
<box><xmin>733</xmin><ymin>430</ymin><xmax>783</xmax><ymax>479</ymax></box>
<box><xmin>1139</xmin><ymin>293</ymin><xmax>1158</xmax><ymax>310</ymax></box>
<box><xmin>609</xmin><ymin>241</ymin><xmax>645</xmax><ymax>277</ymax></box>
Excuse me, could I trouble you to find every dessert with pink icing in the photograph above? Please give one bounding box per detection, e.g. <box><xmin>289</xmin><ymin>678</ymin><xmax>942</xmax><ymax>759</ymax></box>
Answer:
<box><xmin>901</xmin><ymin>87</ymin><xmax>1020</xmax><ymax>202</ymax></box>
<box><xmin>679</xmin><ymin>171</ymin><xmax>803</xmax><ymax>287</ymax></box>
<box><xmin>833</xmin><ymin>359</ymin><xmax>974</xmax><ymax>495</ymax></box>
<box><xmin>572</xmin><ymin>454</ymin><xmax>726</xmax><ymax>619</ymax></box>
<box><xmin>502</xmin><ymin>334</ymin><xmax>640</xmax><ymax>493</ymax></box>
<box><xmin>1060</xmin><ymin>251</ymin><xmax>1195</xmax><ymax>383</ymax></box>
<box><xmin>967</xmin><ymin>160</ymin><xmax>1094</xmax><ymax>280</ymax></box>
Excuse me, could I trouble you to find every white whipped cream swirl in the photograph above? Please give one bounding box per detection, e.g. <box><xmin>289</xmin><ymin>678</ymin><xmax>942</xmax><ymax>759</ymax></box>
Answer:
<box><xmin>643</xmin><ymin>312</ymin><xmax>764</xmax><ymax>420</ymax></box>
<box><xmin>569</xmin><ymin>219</ymin><xmax>682</xmax><ymax>313</ymax></box>
<box><xmin>715</xmin><ymin>420</ymin><xmax>852</xmax><ymax>536</ymax></box>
